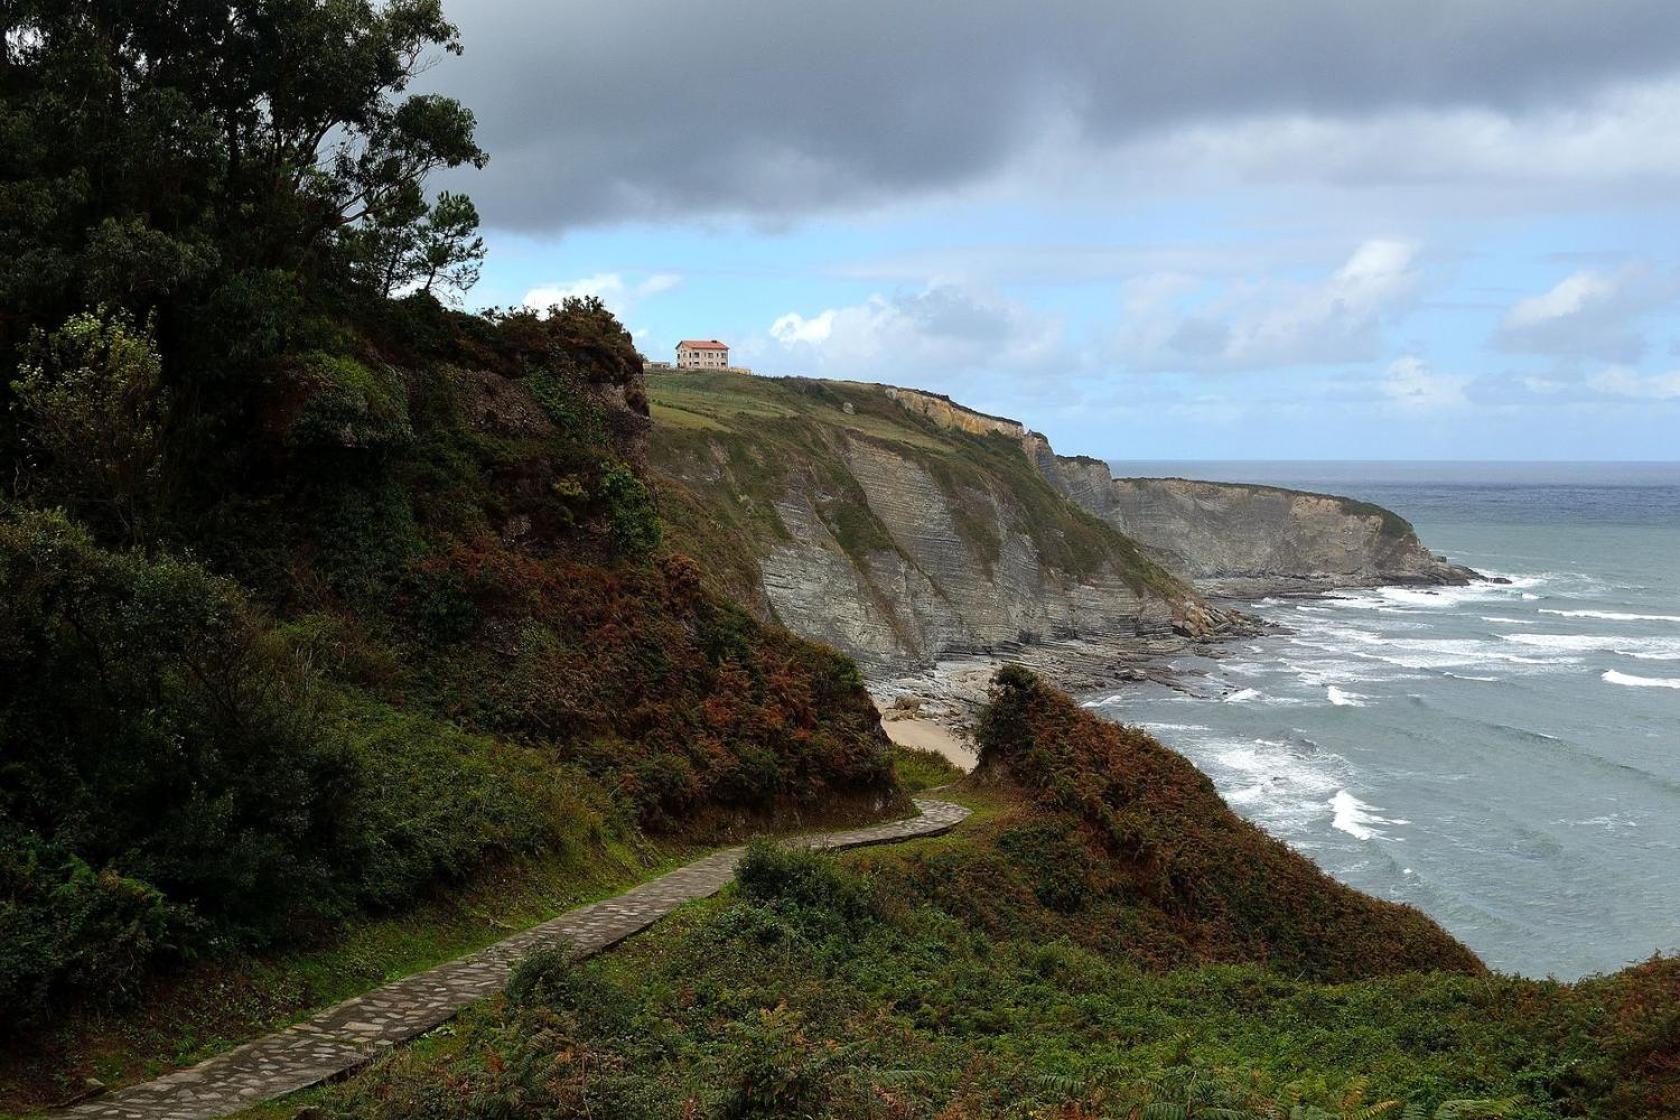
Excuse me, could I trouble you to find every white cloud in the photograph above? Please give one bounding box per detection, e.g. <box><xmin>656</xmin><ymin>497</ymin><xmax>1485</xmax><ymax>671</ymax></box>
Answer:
<box><xmin>635</xmin><ymin>273</ymin><xmax>682</xmax><ymax>298</ymax></box>
<box><xmin>521</xmin><ymin>272</ymin><xmax>683</xmax><ymax>318</ymax></box>
<box><xmin>1505</xmin><ymin>271</ymin><xmax>1620</xmax><ymax>328</ymax></box>
<box><xmin>1116</xmin><ymin>239</ymin><xmax>1422</xmax><ymax>372</ymax></box>
<box><xmin>765</xmin><ymin>282</ymin><xmax>1067</xmax><ymax>382</ymax></box>
<box><xmin>1381</xmin><ymin>356</ymin><xmax>1469</xmax><ymax>412</ymax></box>
<box><xmin>1588</xmin><ymin>367</ymin><xmax>1680</xmax><ymax>399</ymax></box>
<box><xmin>1495</xmin><ymin>263</ymin><xmax>1672</xmax><ymax>362</ymax></box>
<box><xmin>769</xmin><ymin>309</ymin><xmax>836</xmax><ymax>345</ymax></box>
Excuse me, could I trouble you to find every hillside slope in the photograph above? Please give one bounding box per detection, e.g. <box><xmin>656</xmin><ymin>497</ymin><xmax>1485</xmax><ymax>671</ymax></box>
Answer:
<box><xmin>285</xmin><ymin>670</ymin><xmax>1680</xmax><ymax>1120</ymax></box>
<box><xmin>0</xmin><ymin>302</ymin><xmax>906</xmax><ymax>1109</ymax></box>
<box><xmin>647</xmin><ymin>373</ymin><xmax>1209</xmax><ymax>668</ymax></box>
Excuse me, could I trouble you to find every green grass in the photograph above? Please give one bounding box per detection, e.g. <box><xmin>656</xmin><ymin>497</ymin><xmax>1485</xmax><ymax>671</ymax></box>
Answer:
<box><xmin>887</xmin><ymin>743</ymin><xmax>966</xmax><ymax>793</ymax></box>
<box><xmin>647</xmin><ymin>400</ymin><xmax>728</xmax><ymax>431</ymax></box>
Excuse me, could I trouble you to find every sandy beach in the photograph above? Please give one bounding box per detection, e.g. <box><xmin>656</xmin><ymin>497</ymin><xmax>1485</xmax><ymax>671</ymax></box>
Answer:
<box><xmin>874</xmin><ymin>705</ymin><xmax>978</xmax><ymax>771</ymax></box>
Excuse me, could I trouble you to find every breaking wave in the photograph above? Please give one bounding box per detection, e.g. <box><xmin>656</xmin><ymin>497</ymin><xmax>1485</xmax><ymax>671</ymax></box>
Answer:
<box><xmin>1328</xmin><ymin>790</ymin><xmax>1406</xmax><ymax>841</ymax></box>
<box><xmin>1540</xmin><ymin>609</ymin><xmax>1680</xmax><ymax>623</ymax></box>
<box><xmin>1603</xmin><ymin>669</ymin><xmax>1680</xmax><ymax>690</ymax></box>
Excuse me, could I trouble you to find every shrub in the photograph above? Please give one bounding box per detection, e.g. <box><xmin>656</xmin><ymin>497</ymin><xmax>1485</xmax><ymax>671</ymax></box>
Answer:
<box><xmin>285</xmin><ymin>351</ymin><xmax>413</xmax><ymax>452</ymax></box>
<box><xmin>0</xmin><ymin>836</ymin><xmax>179</xmax><ymax>1026</ymax></box>
<box><xmin>720</xmin><ymin>1003</ymin><xmax>841</xmax><ymax>1120</ymax></box>
<box><xmin>0</xmin><ymin>507</ymin><xmax>353</xmax><ymax>1021</ymax></box>
<box><xmin>597</xmin><ymin>462</ymin><xmax>661</xmax><ymax>555</ymax></box>
<box><xmin>505</xmin><ymin>945</ymin><xmax>577</xmax><ymax>1010</ymax></box>
<box><xmin>9</xmin><ymin>307</ymin><xmax>168</xmax><ymax>546</ymax></box>
<box><xmin>332</xmin><ymin>706</ymin><xmax>570</xmax><ymax>910</ymax></box>
<box><xmin>995</xmin><ymin>821</ymin><xmax>1096</xmax><ymax>914</ymax></box>
<box><xmin>889</xmin><ymin>743</ymin><xmax>965</xmax><ymax>793</ymax></box>
<box><xmin>735</xmin><ymin>841</ymin><xmax>875</xmax><ymax>926</ymax></box>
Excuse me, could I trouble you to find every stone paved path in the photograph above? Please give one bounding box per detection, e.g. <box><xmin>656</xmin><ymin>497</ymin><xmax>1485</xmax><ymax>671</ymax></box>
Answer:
<box><xmin>61</xmin><ymin>799</ymin><xmax>970</xmax><ymax>1120</ymax></box>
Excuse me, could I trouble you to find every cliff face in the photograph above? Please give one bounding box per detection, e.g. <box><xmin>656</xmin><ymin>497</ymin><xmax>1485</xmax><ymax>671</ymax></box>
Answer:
<box><xmin>1034</xmin><ymin>453</ymin><xmax>1473</xmax><ymax>593</ymax></box>
<box><xmin>878</xmin><ymin>386</ymin><xmax>1472</xmax><ymax>594</ymax></box>
<box><xmin>647</xmin><ymin>375</ymin><xmax>1200</xmax><ymax>667</ymax></box>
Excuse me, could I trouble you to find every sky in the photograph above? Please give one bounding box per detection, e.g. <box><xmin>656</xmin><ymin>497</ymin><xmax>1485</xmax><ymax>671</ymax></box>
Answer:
<box><xmin>421</xmin><ymin>1</ymin><xmax>1680</xmax><ymax>460</ymax></box>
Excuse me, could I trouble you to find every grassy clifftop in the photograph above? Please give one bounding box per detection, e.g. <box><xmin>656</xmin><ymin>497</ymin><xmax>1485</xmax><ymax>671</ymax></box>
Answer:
<box><xmin>651</xmin><ymin>372</ymin><xmax>1182</xmax><ymax>598</ymax></box>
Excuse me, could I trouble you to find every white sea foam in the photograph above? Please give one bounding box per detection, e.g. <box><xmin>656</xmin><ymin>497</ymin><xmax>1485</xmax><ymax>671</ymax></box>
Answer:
<box><xmin>1080</xmin><ymin>695</ymin><xmax>1126</xmax><ymax>708</ymax></box>
<box><xmin>1540</xmin><ymin>609</ymin><xmax>1680</xmax><ymax>623</ymax></box>
<box><xmin>1481</xmin><ymin>616</ymin><xmax>1538</xmax><ymax>625</ymax></box>
<box><xmin>1480</xmin><ymin>572</ymin><xmax>1548</xmax><ymax>589</ymax></box>
<box><xmin>1326</xmin><ymin>686</ymin><xmax>1366</xmax><ymax>707</ymax></box>
<box><xmin>1505</xmin><ymin>633</ymin><xmax>1621</xmax><ymax>652</ymax></box>
<box><xmin>1345</xmin><ymin>637</ymin><xmax>1567</xmax><ymax>671</ymax></box>
<box><xmin>1603</xmin><ymin>669</ymin><xmax>1680</xmax><ymax>690</ymax></box>
<box><xmin>1329</xmin><ymin>790</ymin><xmax>1403</xmax><ymax>841</ymax></box>
<box><xmin>1201</xmin><ymin>739</ymin><xmax>1347</xmax><ymax>833</ymax></box>
<box><xmin>1223</xmin><ymin>688</ymin><xmax>1262</xmax><ymax>703</ymax></box>
<box><xmin>1505</xmin><ymin>633</ymin><xmax>1680</xmax><ymax>660</ymax></box>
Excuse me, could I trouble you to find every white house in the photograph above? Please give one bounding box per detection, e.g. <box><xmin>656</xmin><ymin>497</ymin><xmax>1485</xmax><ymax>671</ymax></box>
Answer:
<box><xmin>675</xmin><ymin>339</ymin><xmax>729</xmax><ymax>369</ymax></box>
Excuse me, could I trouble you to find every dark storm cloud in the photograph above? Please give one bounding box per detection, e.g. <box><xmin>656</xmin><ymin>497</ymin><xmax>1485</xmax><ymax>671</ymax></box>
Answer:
<box><xmin>426</xmin><ymin>0</ymin><xmax>1680</xmax><ymax>229</ymax></box>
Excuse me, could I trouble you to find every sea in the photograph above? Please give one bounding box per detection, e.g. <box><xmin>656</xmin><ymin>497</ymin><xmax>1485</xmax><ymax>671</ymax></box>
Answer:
<box><xmin>1091</xmin><ymin>461</ymin><xmax>1680</xmax><ymax>979</ymax></box>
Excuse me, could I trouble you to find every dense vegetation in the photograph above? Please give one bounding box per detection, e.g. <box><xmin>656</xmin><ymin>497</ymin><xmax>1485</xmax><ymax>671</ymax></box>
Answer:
<box><xmin>975</xmin><ymin>665</ymin><xmax>1480</xmax><ymax>980</ymax></box>
<box><xmin>286</xmin><ymin>669</ymin><xmax>1680</xmax><ymax>1119</ymax></box>
<box><xmin>0</xmin><ymin>0</ymin><xmax>894</xmax><ymax>1088</ymax></box>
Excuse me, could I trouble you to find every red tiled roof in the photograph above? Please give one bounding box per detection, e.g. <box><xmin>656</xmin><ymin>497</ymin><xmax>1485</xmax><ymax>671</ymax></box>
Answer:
<box><xmin>677</xmin><ymin>339</ymin><xmax>728</xmax><ymax>350</ymax></box>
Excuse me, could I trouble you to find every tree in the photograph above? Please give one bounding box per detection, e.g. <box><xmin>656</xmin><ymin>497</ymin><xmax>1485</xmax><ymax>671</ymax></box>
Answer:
<box><xmin>0</xmin><ymin>0</ymin><xmax>488</xmax><ymax>357</ymax></box>
<box><xmin>1</xmin><ymin>1</ymin><xmax>491</xmax><ymax>534</ymax></box>
<box><xmin>347</xmin><ymin>189</ymin><xmax>484</xmax><ymax>302</ymax></box>
<box><xmin>416</xmin><ymin>191</ymin><xmax>486</xmax><ymax>301</ymax></box>
<box><xmin>10</xmin><ymin>309</ymin><xmax>168</xmax><ymax>547</ymax></box>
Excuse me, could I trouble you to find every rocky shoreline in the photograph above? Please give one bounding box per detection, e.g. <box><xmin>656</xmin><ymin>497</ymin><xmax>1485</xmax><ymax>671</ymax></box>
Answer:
<box><xmin>867</xmin><ymin>571</ymin><xmax>1495</xmax><ymax>769</ymax></box>
<box><xmin>867</xmin><ymin>604</ymin><xmax>1273</xmax><ymax>769</ymax></box>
